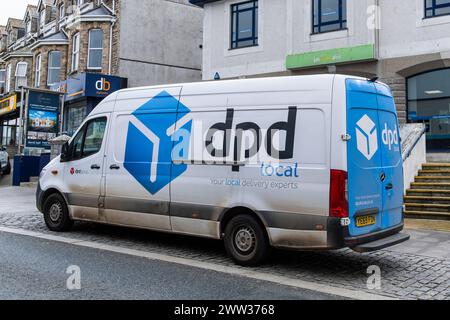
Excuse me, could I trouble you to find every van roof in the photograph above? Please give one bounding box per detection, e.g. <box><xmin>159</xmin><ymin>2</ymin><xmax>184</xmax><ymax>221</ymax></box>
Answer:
<box><xmin>91</xmin><ymin>74</ymin><xmax>373</xmax><ymax>116</ymax></box>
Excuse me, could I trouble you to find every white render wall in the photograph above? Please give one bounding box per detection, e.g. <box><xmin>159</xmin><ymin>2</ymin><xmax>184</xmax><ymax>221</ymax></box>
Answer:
<box><xmin>378</xmin><ymin>0</ymin><xmax>450</xmax><ymax>59</ymax></box>
<box><xmin>119</xmin><ymin>0</ymin><xmax>203</xmax><ymax>87</ymax></box>
<box><xmin>201</xmin><ymin>0</ymin><xmax>450</xmax><ymax>80</ymax></box>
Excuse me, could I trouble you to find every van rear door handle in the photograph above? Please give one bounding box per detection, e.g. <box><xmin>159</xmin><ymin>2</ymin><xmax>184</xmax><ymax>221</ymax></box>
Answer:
<box><xmin>385</xmin><ymin>183</ymin><xmax>393</xmax><ymax>190</ymax></box>
<box><xmin>110</xmin><ymin>164</ymin><xmax>121</xmax><ymax>170</ymax></box>
<box><xmin>91</xmin><ymin>164</ymin><xmax>101</xmax><ymax>170</ymax></box>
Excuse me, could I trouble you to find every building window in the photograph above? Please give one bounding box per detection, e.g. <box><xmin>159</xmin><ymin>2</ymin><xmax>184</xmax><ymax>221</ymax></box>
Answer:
<box><xmin>230</xmin><ymin>0</ymin><xmax>258</xmax><ymax>49</ymax></box>
<box><xmin>88</xmin><ymin>29</ymin><xmax>103</xmax><ymax>69</ymax></box>
<box><xmin>407</xmin><ymin>68</ymin><xmax>450</xmax><ymax>150</ymax></box>
<box><xmin>15</xmin><ymin>62</ymin><xmax>28</xmax><ymax>90</ymax></box>
<box><xmin>312</xmin><ymin>0</ymin><xmax>347</xmax><ymax>34</ymax></box>
<box><xmin>17</xmin><ymin>28</ymin><xmax>26</xmax><ymax>39</ymax></box>
<box><xmin>59</xmin><ymin>4</ymin><xmax>65</xmax><ymax>20</ymax></box>
<box><xmin>47</xmin><ymin>51</ymin><xmax>61</xmax><ymax>86</ymax></box>
<box><xmin>35</xmin><ymin>54</ymin><xmax>41</xmax><ymax>87</ymax></box>
<box><xmin>0</xmin><ymin>69</ymin><xmax>5</xmax><ymax>94</ymax></box>
<box><xmin>39</xmin><ymin>10</ymin><xmax>46</xmax><ymax>28</ymax></box>
<box><xmin>72</xmin><ymin>33</ymin><xmax>80</xmax><ymax>72</ymax></box>
<box><xmin>26</xmin><ymin>19</ymin><xmax>32</xmax><ymax>34</ymax></box>
<box><xmin>425</xmin><ymin>0</ymin><xmax>450</xmax><ymax>18</ymax></box>
<box><xmin>6</xmin><ymin>64</ymin><xmax>11</xmax><ymax>93</ymax></box>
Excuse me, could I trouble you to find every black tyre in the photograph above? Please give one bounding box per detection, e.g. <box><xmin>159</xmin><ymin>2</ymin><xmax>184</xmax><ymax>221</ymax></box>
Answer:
<box><xmin>224</xmin><ymin>214</ymin><xmax>269</xmax><ymax>266</ymax></box>
<box><xmin>43</xmin><ymin>193</ymin><xmax>73</xmax><ymax>232</ymax></box>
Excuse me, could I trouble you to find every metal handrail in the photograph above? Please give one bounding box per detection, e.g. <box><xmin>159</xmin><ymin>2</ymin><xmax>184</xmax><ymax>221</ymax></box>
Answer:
<box><xmin>402</xmin><ymin>124</ymin><xmax>426</xmax><ymax>162</ymax></box>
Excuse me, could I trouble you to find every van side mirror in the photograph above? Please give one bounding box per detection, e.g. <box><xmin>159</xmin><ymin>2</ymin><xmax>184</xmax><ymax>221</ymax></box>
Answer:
<box><xmin>60</xmin><ymin>142</ymin><xmax>70</xmax><ymax>162</ymax></box>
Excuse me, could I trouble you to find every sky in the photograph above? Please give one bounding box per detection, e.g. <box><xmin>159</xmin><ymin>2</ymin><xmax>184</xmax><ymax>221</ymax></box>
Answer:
<box><xmin>0</xmin><ymin>0</ymin><xmax>38</xmax><ymax>26</ymax></box>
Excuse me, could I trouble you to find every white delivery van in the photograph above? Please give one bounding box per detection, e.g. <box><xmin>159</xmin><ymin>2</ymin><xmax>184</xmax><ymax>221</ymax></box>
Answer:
<box><xmin>37</xmin><ymin>75</ymin><xmax>409</xmax><ymax>266</ymax></box>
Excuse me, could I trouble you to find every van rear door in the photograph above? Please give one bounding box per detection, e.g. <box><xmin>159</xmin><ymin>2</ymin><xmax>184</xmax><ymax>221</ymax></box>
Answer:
<box><xmin>346</xmin><ymin>79</ymin><xmax>404</xmax><ymax>238</ymax></box>
<box><xmin>375</xmin><ymin>83</ymin><xmax>404</xmax><ymax>229</ymax></box>
<box><xmin>346</xmin><ymin>79</ymin><xmax>384</xmax><ymax>237</ymax></box>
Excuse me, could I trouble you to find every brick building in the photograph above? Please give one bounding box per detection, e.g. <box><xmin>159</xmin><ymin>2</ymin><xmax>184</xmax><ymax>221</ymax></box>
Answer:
<box><xmin>0</xmin><ymin>0</ymin><xmax>203</xmax><ymax>148</ymax></box>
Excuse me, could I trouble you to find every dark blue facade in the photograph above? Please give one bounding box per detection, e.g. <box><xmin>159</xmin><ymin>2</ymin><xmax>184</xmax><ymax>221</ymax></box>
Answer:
<box><xmin>51</xmin><ymin>73</ymin><xmax>127</xmax><ymax>135</ymax></box>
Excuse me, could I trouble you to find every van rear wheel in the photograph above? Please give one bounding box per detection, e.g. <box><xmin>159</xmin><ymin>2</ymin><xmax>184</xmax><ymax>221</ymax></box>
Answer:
<box><xmin>43</xmin><ymin>193</ymin><xmax>73</xmax><ymax>232</ymax></box>
<box><xmin>224</xmin><ymin>214</ymin><xmax>269</xmax><ymax>266</ymax></box>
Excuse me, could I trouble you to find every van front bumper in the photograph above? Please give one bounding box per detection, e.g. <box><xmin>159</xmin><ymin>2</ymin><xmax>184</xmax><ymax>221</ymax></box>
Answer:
<box><xmin>36</xmin><ymin>182</ymin><xmax>44</xmax><ymax>213</ymax></box>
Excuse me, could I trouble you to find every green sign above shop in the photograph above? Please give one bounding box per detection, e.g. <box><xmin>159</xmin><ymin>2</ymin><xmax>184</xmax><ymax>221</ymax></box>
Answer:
<box><xmin>286</xmin><ymin>44</ymin><xmax>376</xmax><ymax>69</ymax></box>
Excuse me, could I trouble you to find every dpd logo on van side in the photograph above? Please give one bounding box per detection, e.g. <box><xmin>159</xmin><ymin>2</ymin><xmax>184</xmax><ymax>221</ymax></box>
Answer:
<box><xmin>124</xmin><ymin>91</ymin><xmax>192</xmax><ymax>195</ymax></box>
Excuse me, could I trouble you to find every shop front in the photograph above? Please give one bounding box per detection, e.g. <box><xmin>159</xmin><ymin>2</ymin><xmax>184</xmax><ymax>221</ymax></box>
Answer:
<box><xmin>0</xmin><ymin>94</ymin><xmax>19</xmax><ymax>154</ymax></box>
<box><xmin>52</xmin><ymin>73</ymin><xmax>127</xmax><ymax>136</ymax></box>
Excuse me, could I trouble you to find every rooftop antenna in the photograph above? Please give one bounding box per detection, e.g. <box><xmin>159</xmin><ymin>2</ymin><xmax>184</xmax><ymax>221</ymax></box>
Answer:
<box><xmin>369</xmin><ymin>76</ymin><xmax>379</xmax><ymax>82</ymax></box>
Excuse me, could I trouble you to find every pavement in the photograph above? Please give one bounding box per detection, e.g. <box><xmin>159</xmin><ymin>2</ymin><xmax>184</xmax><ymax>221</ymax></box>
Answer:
<box><xmin>0</xmin><ymin>182</ymin><xmax>448</xmax><ymax>300</ymax></box>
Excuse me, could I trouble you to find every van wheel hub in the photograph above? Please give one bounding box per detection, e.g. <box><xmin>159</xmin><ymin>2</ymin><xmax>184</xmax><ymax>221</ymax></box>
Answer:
<box><xmin>234</xmin><ymin>226</ymin><xmax>256</xmax><ymax>253</ymax></box>
<box><xmin>49</xmin><ymin>203</ymin><xmax>63</xmax><ymax>223</ymax></box>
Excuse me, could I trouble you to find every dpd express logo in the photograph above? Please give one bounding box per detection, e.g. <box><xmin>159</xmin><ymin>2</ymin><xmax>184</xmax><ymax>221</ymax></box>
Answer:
<box><xmin>124</xmin><ymin>91</ymin><xmax>192</xmax><ymax>195</ymax></box>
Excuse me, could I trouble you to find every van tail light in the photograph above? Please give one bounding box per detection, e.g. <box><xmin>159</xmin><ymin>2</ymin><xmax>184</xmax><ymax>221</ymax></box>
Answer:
<box><xmin>330</xmin><ymin>170</ymin><xmax>349</xmax><ymax>218</ymax></box>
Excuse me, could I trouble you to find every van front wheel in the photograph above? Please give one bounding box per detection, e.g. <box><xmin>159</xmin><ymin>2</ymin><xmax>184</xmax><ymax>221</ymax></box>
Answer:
<box><xmin>224</xmin><ymin>215</ymin><xmax>269</xmax><ymax>266</ymax></box>
<box><xmin>43</xmin><ymin>193</ymin><xmax>73</xmax><ymax>232</ymax></box>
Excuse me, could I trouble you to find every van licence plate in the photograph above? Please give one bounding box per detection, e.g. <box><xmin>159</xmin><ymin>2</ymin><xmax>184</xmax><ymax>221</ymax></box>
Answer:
<box><xmin>356</xmin><ymin>215</ymin><xmax>376</xmax><ymax>228</ymax></box>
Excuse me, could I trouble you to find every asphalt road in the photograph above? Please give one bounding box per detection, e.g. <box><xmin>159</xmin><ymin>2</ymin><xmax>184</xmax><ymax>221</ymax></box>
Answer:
<box><xmin>0</xmin><ymin>231</ymin><xmax>343</xmax><ymax>300</ymax></box>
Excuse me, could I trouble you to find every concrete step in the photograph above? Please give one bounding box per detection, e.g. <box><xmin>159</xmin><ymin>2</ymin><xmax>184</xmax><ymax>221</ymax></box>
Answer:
<box><xmin>418</xmin><ymin>170</ymin><xmax>450</xmax><ymax>176</ymax></box>
<box><xmin>415</xmin><ymin>176</ymin><xmax>450</xmax><ymax>182</ymax></box>
<box><xmin>422</xmin><ymin>163</ymin><xmax>450</xmax><ymax>170</ymax></box>
<box><xmin>404</xmin><ymin>210</ymin><xmax>450</xmax><ymax>221</ymax></box>
<box><xmin>405</xmin><ymin>203</ymin><xmax>450</xmax><ymax>213</ymax></box>
<box><xmin>406</xmin><ymin>189</ymin><xmax>450</xmax><ymax>197</ymax></box>
<box><xmin>410</xmin><ymin>182</ymin><xmax>450</xmax><ymax>190</ymax></box>
<box><xmin>404</xmin><ymin>195</ymin><xmax>450</xmax><ymax>205</ymax></box>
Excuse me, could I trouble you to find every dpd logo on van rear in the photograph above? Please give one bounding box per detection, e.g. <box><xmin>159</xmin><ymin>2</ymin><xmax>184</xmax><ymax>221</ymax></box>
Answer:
<box><xmin>355</xmin><ymin>114</ymin><xmax>378</xmax><ymax>160</ymax></box>
<box><xmin>124</xmin><ymin>91</ymin><xmax>192</xmax><ymax>195</ymax></box>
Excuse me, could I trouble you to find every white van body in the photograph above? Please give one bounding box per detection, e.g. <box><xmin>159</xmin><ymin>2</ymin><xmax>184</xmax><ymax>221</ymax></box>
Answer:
<box><xmin>37</xmin><ymin>75</ymin><xmax>409</xmax><ymax>265</ymax></box>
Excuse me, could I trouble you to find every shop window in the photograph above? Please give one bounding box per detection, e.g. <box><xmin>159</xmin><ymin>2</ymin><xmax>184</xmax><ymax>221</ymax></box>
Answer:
<box><xmin>425</xmin><ymin>0</ymin><xmax>450</xmax><ymax>18</ymax></box>
<box><xmin>230</xmin><ymin>1</ymin><xmax>258</xmax><ymax>49</ymax></box>
<box><xmin>72</xmin><ymin>33</ymin><xmax>80</xmax><ymax>72</ymax></box>
<box><xmin>47</xmin><ymin>51</ymin><xmax>61</xmax><ymax>86</ymax></box>
<box><xmin>15</xmin><ymin>62</ymin><xmax>28</xmax><ymax>90</ymax></box>
<box><xmin>407</xmin><ymin>68</ymin><xmax>450</xmax><ymax>149</ymax></box>
<box><xmin>66</xmin><ymin>105</ymin><xmax>87</xmax><ymax>136</ymax></box>
<box><xmin>35</xmin><ymin>54</ymin><xmax>41</xmax><ymax>87</ymax></box>
<box><xmin>88</xmin><ymin>29</ymin><xmax>103</xmax><ymax>69</ymax></box>
<box><xmin>313</xmin><ymin>0</ymin><xmax>347</xmax><ymax>34</ymax></box>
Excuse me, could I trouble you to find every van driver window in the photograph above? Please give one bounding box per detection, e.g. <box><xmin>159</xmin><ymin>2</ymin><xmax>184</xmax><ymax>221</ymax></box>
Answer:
<box><xmin>83</xmin><ymin>118</ymin><xmax>107</xmax><ymax>157</ymax></box>
<box><xmin>70</xmin><ymin>117</ymin><xmax>107</xmax><ymax>161</ymax></box>
<box><xmin>71</xmin><ymin>129</ymin><xmax>84</xmax><ymax>160</ymax></box>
